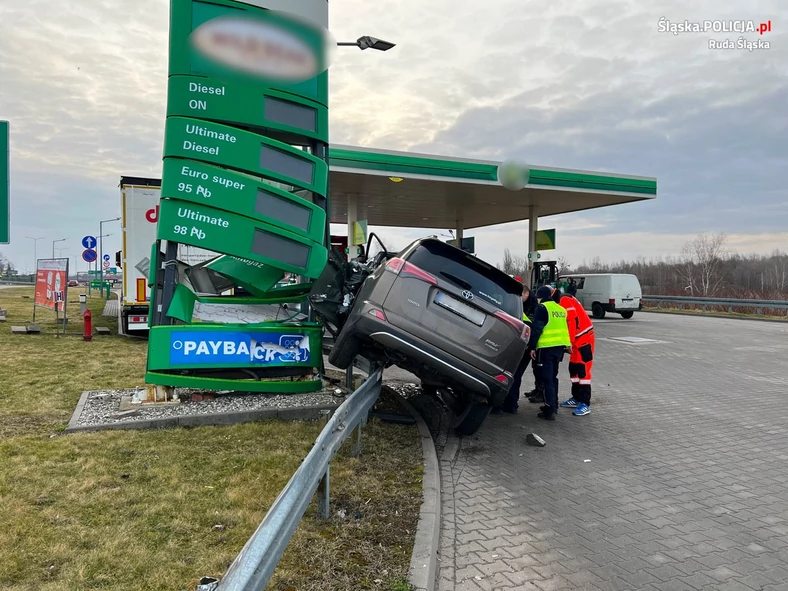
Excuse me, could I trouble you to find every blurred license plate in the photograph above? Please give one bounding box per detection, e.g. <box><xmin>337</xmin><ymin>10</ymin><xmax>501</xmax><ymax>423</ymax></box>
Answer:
<box><xmin>434</xmin><ymin>291</ymin><xmax>485</xmax><ymax>326</ymax></box>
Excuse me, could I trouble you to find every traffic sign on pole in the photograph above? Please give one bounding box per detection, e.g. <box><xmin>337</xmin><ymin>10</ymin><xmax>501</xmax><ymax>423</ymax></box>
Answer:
<box><xmin>103</xmin><ymin>254</ymin><xmax>111</xmax><ymax>261</ymax></box>
<box><xmin>82</xmin><ymin>235</ymin><xmax>97</xmax><ymax>249</ymax></box>
<box><xmin>82</xmin><ymin>248</ymin><xmax>97</xmax><ymax>263</ymax></box>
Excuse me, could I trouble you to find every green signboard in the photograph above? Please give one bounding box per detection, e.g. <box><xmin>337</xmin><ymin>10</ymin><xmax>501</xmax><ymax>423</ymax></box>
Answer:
<box><xmin>161</xmin><ymin>157</ymin><xmax>326</xmax><ymax>241</ymax></box>
<box><xmin>0</xmin><ymin>121</ymin><xmax>8</xmax><ymax>244</ymax></box>
<box><xmin>156</xmin><ymin>197</ymin><xmax>327</xmax><ymax>278</ymax></box>
<box><xmin>163</xmin><ymin>116</ymin><xmax>328</xmax><ymax>194</ymax></box>
<box><xmin>535</xmin><ymin>229</ymin><xmax>556</xmax><ymax>250</ymax></box>
<box><xmin>203</xmin><ymin>255</ymin><xmax>284</xmax><ymax>296</ymax></box>
<box><xmin>147</xmin><ymin>0</ymin><xmax>331</xmax><ymax>393</ymax></box>
<box><xmin>168</xmin><ymin>0</ymin><xmax>329</xmax><ymax>105</ymax></box>
<box><xmin>146</xmin><ymin>322</ymin><xmax>324</xmax><ymax>393</ymax></box>
<box><xmin>167</xmin><ymin>75</ymin><xmax>329</xmax><ymax>142</ymax></box>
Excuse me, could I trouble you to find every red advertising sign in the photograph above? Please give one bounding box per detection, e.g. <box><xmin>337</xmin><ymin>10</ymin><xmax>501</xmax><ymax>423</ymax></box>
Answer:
<box><xmin>35</xmin><ymin>258</ymin><xmax>69</xmax><ymax>310</ymax></box>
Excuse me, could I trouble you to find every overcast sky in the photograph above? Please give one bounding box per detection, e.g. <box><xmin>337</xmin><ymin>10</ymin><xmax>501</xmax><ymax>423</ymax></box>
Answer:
<box><xmin>1</xmin><ymin>0</ymin><xmax>786</xmax><ymax>273</ymax></box>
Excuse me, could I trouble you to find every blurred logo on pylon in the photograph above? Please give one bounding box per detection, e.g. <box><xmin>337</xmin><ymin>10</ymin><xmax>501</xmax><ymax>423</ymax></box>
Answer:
<box><xmin>190</xmin><ymin>11</ymin><xmax>335</xmax><ymax>83</ymax></box>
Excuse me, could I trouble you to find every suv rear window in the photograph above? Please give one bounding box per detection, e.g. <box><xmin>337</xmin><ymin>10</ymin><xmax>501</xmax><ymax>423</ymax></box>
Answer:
<box><xmin>406</xmin><ymin>241</ymin><xmax>521</xmax><ymax>316</ymax></box>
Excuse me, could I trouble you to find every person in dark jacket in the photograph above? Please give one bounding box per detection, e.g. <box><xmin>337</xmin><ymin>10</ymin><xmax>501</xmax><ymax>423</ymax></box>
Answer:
<box><xmin>492</xmin><ymin>280</ymin><xmax>534</xmax><ymax>414</ymax></box>
<box><xmin>528</xmin><ymin>285</ymin><xmax>572</xmax><ymax>420</ymax></box>
<box><xmin>522</xmin><ymin>281</ymin><xmax>538</xmax><ymax>320</ymax></box>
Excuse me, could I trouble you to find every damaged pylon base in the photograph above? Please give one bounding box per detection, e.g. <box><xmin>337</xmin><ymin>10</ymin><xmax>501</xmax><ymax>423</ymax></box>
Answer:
<box><xmin>133</xmin><ymin>384</ymin><xmax>180</xmax><ymax>404</ymax></box>
<box><xmin>526</xmin><ymin>433</ymin><xmax>546</xmax><ymax>447</ymax></box>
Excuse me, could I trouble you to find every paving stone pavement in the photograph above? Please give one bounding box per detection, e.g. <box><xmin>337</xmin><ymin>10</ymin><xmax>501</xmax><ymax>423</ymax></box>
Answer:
<box><xmin>102</xmin><ymin>297</ymin><xmax>119</xmax><ymax>318</ymax></box>
<box><xmin>436</xmin><ymin>313</ymin><xmax>788</xmax><ymax>591</ymax></box>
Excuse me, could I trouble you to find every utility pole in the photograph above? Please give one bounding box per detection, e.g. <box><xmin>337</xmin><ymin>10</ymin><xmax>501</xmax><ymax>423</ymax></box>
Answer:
<box><xmin>25</xmin><ymin>236</ymin><xmax>44</xmax><ymax>275</ymax></box>
<box><xmin>52</xmin><ymin>238</ymin><xmax>66</xmax><ymax>259</ymax></box>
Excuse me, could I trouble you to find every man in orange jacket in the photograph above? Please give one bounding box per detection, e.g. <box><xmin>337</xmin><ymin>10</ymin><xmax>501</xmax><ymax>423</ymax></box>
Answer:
<box><xmin>557</xmin><ymin>283</ymin><xmax>595</xmax><ymax>416</ymax></box>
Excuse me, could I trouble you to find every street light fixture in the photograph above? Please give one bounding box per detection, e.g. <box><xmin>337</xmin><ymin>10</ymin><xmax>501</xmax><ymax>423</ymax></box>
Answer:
<box><xmin>25</xmin><ymin>236</ymin><xmax>44</xmax><ymax>274</ymax></box>
<box><xmin>337</xmin><ymin>36</ymin><xmax>396</xmax><ymax>51</ymax></box>
<box><xmin>52</xmin><ymin>238</ymin><xmax>67</xmax><ymax>258</ymax></box>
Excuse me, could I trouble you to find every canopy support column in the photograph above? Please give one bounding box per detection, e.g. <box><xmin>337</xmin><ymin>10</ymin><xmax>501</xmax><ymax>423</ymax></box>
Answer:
<box><xmin>528</xmin><ymin>205</ymin><xmax>539</xmax><ymax>281</ymax></box>
<box><xmin>347</xmin><ymin>194</ymin><xmax>358</xmax><ymax>261</ymax></box>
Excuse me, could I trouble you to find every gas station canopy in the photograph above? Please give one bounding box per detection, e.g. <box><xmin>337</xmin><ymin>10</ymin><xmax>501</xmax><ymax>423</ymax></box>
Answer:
<box><xmin>327</xmin><ymin>145</ymin><xmax>657</xmax><ymax>230</ymax></box>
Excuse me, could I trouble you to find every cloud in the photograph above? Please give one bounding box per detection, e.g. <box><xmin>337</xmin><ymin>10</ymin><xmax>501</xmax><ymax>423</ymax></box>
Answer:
<box><xmin>1</xmin><ymin>0</ymin><xmax>786</xmax><ymax>275</ymax></box>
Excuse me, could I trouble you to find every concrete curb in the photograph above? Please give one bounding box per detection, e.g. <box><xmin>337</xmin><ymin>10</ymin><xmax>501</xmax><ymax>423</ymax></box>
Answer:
<box><xmin>64</xmin><ymin>400</ymin><xmax>341</xmax><ymax>434</ymax></box>
<box><xmin>390</xmin><ymin>390</ymin><xmax>441</xmax><ymax>591</ymax></box>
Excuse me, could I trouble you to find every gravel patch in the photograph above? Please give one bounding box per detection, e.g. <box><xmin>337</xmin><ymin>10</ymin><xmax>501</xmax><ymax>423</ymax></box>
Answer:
<box><xmin>71</xmin><ymin>385</ymin><xmax>348</xmax><ymax>429</ymax></box>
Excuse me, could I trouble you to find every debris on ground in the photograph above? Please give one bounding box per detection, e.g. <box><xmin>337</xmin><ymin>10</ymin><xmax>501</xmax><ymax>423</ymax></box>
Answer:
<box><xmin>526</xmin><ymin>433</ymin><xmax>546</xmax><ymax>447</ymax></box>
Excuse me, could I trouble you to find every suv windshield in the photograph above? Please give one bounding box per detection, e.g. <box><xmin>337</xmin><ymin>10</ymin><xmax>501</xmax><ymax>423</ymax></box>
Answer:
<box><xmin>406</xmin><ymin>241</ymin><xmax>521</xmax><ymax>316</ymax></box>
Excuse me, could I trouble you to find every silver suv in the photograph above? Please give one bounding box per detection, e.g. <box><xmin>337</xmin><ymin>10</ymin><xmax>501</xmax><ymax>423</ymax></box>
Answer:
<box><xmin>310</xmin><ymin>237</ymin><xmax>530</xmax><ymax>435</ymax></box>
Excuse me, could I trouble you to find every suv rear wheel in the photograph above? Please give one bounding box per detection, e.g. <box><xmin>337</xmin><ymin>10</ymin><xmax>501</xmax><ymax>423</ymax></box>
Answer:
<box><xmin>592</xmin><ymin>302</ymin><xmax>606</xmax><ymax>319</ymax></box>
<box><xmin>620</xmin><ymin>311</ymin><xmax>634</xmax><ymax>319</ymax></box>
<box><xmin>452</xmin><ymin>401</ymin><xmax>492</xmax><ymax>436</ymax></box>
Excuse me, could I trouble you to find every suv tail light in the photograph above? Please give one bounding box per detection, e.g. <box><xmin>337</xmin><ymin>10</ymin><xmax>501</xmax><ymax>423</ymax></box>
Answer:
<box><xmin>494</xmin><ymin>374</ymin><xmax>509</xmax><ymax>385</ymax></box>
<box><xmin>609</xmin><ymin>298</ymin><xmax>616</xmax><ymax>305</ymax></box>
<box><xmin>368</xmin><ymin>309</ymin><xmax>387</xmax><ymax>321</ymax></box>
<box><xmin>494</xmin><ymin>311</ymin><xmax>531</xmax><ymax>342</ymax></box>
<box><xmin>386</xmin><ymin>257</ymin><xmax>437</xmax><ymax>285</ymax></box>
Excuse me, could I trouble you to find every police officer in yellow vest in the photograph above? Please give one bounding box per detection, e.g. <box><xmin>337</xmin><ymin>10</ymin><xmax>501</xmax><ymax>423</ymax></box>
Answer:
<box><xmin>527</xmin><ymin>285</ymin><xmax>572</xmax><ymax>420</ymax></box>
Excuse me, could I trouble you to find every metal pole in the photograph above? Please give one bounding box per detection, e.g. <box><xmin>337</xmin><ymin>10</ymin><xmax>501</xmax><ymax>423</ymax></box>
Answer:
<box><xmin>99</xmin><ymin>221</ymin><xmax>104</xmax><ymax>293</ymax></box>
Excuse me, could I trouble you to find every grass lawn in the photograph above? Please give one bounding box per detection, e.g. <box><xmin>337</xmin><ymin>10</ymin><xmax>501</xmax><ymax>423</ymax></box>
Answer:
<box><xmin>0</xmin><ymin>287</ymin><xmax>423</xmax><ymax>591</ymax></box>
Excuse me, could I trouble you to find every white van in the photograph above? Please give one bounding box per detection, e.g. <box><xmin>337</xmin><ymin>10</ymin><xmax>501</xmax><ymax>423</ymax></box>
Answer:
<box><xmin>559</xmin><ymin>273</ymin><xmax>643</xmax><ymax>319</ymax></box>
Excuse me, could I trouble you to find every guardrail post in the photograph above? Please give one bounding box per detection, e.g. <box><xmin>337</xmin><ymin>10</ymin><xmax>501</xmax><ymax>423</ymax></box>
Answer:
<box><xmin>352</xmin><ymin>423</ymin><xmax>362</xmax><ymax>458</ymax></box>
<box><xmin>757</xmin><ymin>307</ymin><xmax>762</xmax><ymax>315</ymax></box>
<box><xmin>317</xmin><ymin>466</ymin><xmax>330</xmax><ymax>519</ymax></box>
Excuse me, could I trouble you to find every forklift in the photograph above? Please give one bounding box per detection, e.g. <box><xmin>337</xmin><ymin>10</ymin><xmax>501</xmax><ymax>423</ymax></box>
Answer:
<box><xmin>530</xmin><ymin>260</ymin><xmax>570</xmax><ymax>291</ymax></box>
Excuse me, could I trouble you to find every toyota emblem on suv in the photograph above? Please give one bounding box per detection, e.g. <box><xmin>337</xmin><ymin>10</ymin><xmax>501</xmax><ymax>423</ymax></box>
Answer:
<box><xmin>461</xmin><ymin>290</ymin><xmax>474</xmax><ymax>301</ymax></box>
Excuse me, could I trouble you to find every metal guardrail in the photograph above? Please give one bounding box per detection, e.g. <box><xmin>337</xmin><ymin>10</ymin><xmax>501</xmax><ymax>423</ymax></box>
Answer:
<box><xmin>642</xmin><ymin>295</ymin><xmax>788</xmax><ymax>314</ymax></box>
<box><xmin>0</xmin><ymin>280</ymin><xmax>34</xmax><ymax>285</ymax></box>
<box><xmin>197</xmin><ymin>366</ymin><xmax>384</xmax><ymax>591</ymax></box>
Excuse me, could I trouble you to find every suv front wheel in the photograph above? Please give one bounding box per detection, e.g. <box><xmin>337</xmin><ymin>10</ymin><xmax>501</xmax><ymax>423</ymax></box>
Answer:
<box><xmin>328</xmin><ymin>328</ymin><xmax>362</xmax><ymax>369</ymax></box>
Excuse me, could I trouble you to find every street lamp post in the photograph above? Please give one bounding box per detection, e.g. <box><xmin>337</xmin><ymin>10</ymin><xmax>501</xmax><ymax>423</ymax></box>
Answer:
<box><xmin>25</xmin><ymin>236</ymin><xmax>44</xmax><ymax>276</ymax></box>
<box><xmin>336</xmin><ymin>36</ymin><xmax>396</xmax><ymax>51</ymax></box>
<box><xmin>99</xmin><ymin>218</ymin><xmax>120</xmax><ymax>292</ymax></box>
<box><xmin>52</xmin><ymin>238</ymin><xmax>66</xmax><ymax>259</ymax></box>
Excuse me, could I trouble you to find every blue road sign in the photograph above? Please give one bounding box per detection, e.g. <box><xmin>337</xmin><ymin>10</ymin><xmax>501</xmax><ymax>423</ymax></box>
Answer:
<box><xmin>82</xmin><ymin>235</ymin><xmax>97</xmax><ymax>249</ymax></box>
<box><xmin>82</xmin><ymin>248</ymin><xmax>98</xmax><ymax>263</ymax></box>
<box><xmin>103</xmin><ymin>253</ymin><xmax>110</xmax><ymax>261</ymax></box>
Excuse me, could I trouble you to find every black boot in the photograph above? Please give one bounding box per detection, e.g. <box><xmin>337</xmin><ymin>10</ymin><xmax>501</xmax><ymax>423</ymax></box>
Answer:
<box><xmin>527</xmin><ymin>385</ymin><xmax>545</xmax><ymax>403</ymax></box>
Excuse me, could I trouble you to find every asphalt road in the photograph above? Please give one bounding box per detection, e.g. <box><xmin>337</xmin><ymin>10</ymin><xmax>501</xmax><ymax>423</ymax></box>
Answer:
<box><xmin>436</xmin><ymin>312</ymin><xmax>788</xmax><ymax>591</ymax></box>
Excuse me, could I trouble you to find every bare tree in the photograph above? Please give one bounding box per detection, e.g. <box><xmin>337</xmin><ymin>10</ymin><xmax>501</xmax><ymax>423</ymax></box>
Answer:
<box><xmin>690</xmin><ymin>232</ymin><xmax>727</xmax><ymax>296</ymax></box>
<box><xmin>498</xmin><ymin>248</ymin><xmax>529</xmax><ymax>278</ymax></box>
<box><xmin>557</xmin><ymin>256</ymin><xmax>571</xmax><ymax>275</ymax></box>
<box><xmin>768</xmin><ymin>249</ymin><xmax>788</xmax><ymax>292</ymax></box>
<box><xmin>679</xmin><ymin>242</ymin><xmax>697</xmax><ymax>296</ymax></box>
